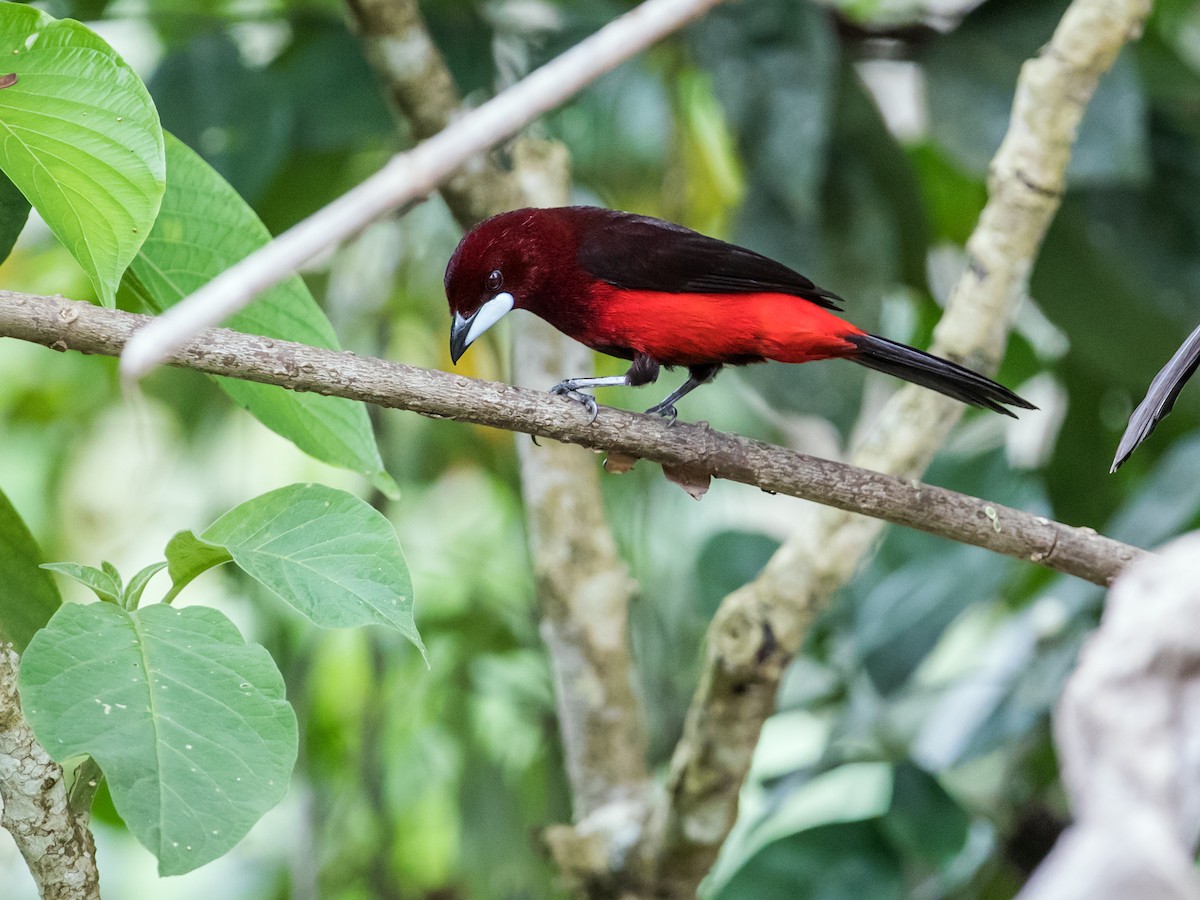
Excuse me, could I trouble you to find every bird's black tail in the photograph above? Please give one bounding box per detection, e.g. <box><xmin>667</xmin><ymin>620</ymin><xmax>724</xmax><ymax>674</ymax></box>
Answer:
<box><xmin>845</xmin><ymin>333</ymin><xmax>1036</xmax><ymax>417</ymax></box>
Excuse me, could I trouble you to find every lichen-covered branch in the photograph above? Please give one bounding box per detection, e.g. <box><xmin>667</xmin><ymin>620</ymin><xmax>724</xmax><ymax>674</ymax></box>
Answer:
<box><xmin>646</xmin><ymin>0</ymin><xmax>1154</xmax><ymax>892</ymax></box>
<box><xmin>1019</xmin><ymin>533</ymin><xmax>1200</xmax><ymax>900</ymax></box>
<box><xmin>508</xmin><ymin>149</ymin><xmax>651</xmax><ymax>838</ymax></box>
<box><xmin>0</xmin><ymin>646</ymin><xmax>99</xmax><ymax>900</ymax></box>
<box><xmin>347</xmin><ymin>0</ymin><xmax>650</xmax><ymax>870</ymax></box>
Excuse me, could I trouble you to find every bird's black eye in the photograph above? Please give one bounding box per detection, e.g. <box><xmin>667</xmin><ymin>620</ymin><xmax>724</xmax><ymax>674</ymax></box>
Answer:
<box><xmin>486</xmin><ymin>269</ymin><xmax>503</xmax><ymax>292</ymax></box>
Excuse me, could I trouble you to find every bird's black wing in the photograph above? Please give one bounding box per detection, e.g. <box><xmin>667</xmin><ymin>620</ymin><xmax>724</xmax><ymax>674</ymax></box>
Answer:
<box><xmin>575</xmin><ymin>210</ymin><xmax>843</xmax><ymax>310</ymax></box>
<box><xmin>1112</xmin><ymin>321</ymin><xmax>1200</xmax><ymax>471</ymax></box>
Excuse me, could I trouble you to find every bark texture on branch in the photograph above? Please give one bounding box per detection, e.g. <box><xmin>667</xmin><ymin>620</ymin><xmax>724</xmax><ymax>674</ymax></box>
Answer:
<box><xmin>1018</xmin><ymin>533</ymin><xmax>1200</xmax><ymax>900</ymax></box>
<box><xmin>347</xmin><ymin>0</ymin><xmax>651</xmax><ymax>878</ymax></box>
<box><xmin>646</xmin><ymin>0</ymin><xmax>1154</xmax><ymax>892</ymax></box>
<box><xmin>0</xmin><ymin>292</ymin><xmax>1144</xmax><ymax>588</ymax></box>
<box><xmin>0</xmin><ymin>646</ymin><xmax>99</xmax><ymax>900</ymax></box>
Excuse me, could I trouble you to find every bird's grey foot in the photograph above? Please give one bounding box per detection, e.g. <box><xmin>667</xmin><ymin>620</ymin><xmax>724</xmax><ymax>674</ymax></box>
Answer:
<box><xmin>644</xmin><ymin>400</ymin><xmax>679</xmax><ymax>425</ymax></box>
<box><xmin>551</xmin><ymin>381</ymin><xmax>600</xmax><ymax>424</ymax></box>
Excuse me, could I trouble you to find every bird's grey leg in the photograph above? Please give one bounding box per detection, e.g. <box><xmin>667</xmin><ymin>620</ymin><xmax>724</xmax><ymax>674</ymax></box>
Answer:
<box><xmin>550</xmin><ymin>354</ymin><xmax>660</xmax><ymax>423</ymax></box>
<box><xmin>645</xmin><ymin>364</ymin><xmax>721</xmax><ymax>423</ymax></box>
<box><xmin>551</xmin><ymin>375</ymin><xmax>631</xmax><ymax>422</ymax></box>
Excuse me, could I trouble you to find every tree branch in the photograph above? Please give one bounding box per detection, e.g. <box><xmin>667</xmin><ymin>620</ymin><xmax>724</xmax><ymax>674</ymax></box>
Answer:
<box><xmin>118</xmin><ymin>0</ymin><xmax>729</xmax><ymax>381</ymax></box>
<box><xmin>346</xmin><ymin>0</ymin><xmax>651</xmax><ymax>876</ymax></box>
<box><xmin>1019</xmin><ymin>533</ymin><xmax>1200</xmax><ymax>900</ymax></box>
<box><xmin>0</xmin><ymin>646</ymin><xmax>99</xmax><ymax>900</ymax></box>
<box><xmin>0</xmin><ymin>291</ymin><xmax>1145</xmax><ymax>588</ymax></box>
<box><xmin>643</xmin><ymin>0</ymin><xmax>1154</xmax><ymax>891</ymax></box>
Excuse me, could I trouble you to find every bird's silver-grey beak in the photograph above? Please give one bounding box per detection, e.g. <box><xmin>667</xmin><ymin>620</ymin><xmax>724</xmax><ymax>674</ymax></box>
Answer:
<box><xmin>449</xmin><ymin>312</ymin><xmax>473</xmax><ymax>364</ymax></box>
<box><xmin>448</xmin><ymin>292</ymin><xmax>515</xmax><ymax>364</ymax></box>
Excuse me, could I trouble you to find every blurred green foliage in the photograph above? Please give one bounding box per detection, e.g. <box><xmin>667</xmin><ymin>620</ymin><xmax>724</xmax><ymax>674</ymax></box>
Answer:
<box><xmin>3</xmin><ymin>0</ymin><xmax>1200</xmax><ymax>897</ymax></box>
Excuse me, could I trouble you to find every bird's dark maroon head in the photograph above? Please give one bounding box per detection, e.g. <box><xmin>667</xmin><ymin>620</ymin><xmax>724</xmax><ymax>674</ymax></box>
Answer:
<box><xmin>445</xmin><ymin>207</ymin><xmax>591</xmax><ymax>363</ymax></box>
<box><xmin>445</xmin><ymin>208</ymin><xmax>539</xmax><ymax>363</ymax></box>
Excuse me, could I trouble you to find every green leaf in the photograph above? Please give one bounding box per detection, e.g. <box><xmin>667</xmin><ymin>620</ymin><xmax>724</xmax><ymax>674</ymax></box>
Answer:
<box><xmin>745</xmin><ymin>763</ymin><xmax>893</xmax><ymax>849</ymax></box>
<box><xmin>695</xmin><ymin>530</ymin><xmax>778</xmax><ymax>619</ymax></box>
<box><xmin>0</xmin><ymin>169</ymin><xmax>30</xmax><ymax>264</ymax></box>
<box><xmin>709</xmin><ymin>762</ymin><xmax>894</xmax><ymax>896</ymax></box>
<box><xmin>880</xmin><ymin>763</ymin><xmax>971</xmax><ymax>867</ymax></box>
<box><xmin>20</xmin><ymin>602</ymin><xmax>298</xmax><ymax>875</ymax></box>
<box><xmin>41</xmin><ymin>562</ymin><xmax>121</xmax><ymax>604</ymax></box>
<box><xmin>0</xmin><ymin>487</ymin><xmax>60</xmax><ymax>651</ymax></box>
<box><xmin>100</xmin><ymin>560</ymin><xmax>123</xmax><ymax>590</ymax></box>
<box><xmin>163</xmin><ymin>529</ymin><xmax>233</xmax><ymax>603</ymax></box>
<box><xmin>122</xmin><ymin>561</ymin><xmax>168</xmax><ymax>609</ymax></box>
<box><xmin>199</xmin><ymin>484</ymin><xmax>423</xmax><ymax>654</ymax></box>
<box><xmin>0</xmin><ymin>4</ymin><xmax>165</xmax><ymax>304</ymax></box>
<box><xmin>711</xmin><ymin>822</ymin><xmax>906</xmax><ymax>900</ymax></box>
<box><xmin>123</xmin><ymin>134</ymin><xmax>396</xmax><ymax>497</ymax></box>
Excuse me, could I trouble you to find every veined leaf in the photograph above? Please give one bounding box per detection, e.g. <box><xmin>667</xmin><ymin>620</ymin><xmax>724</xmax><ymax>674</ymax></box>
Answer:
<box><xmin>20</xmin><ymin>602</ymin><xmax>297</xmax><ymax>875</ymax></box>
<box><xmin>41</xmin><ymin>561</ymin><xmax>120</xmax><ymax>605</ymax></box>
<box><xmin>194</xmin><ymin>483</ymin><xmax>423</xmax><ymax>655</ymax></box>
<box><xmin>0</xmin><ymin>5</ymin><xmax>165</xmax><ymax>304</ymax></box>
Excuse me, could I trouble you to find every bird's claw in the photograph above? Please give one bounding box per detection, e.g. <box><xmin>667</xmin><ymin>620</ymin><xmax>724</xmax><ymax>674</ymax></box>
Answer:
<box><xmin>551</xmin><ymin>382</ymin><xmax>600</xmax><ymax>424</ymax></box>
<box><xmin>645</xmin><ymin>403</ymin><xmax>679</xmax><ymax>425</ymax></box>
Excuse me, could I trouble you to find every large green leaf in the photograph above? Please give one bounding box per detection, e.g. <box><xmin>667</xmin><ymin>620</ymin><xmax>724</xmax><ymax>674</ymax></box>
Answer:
<box><xmin>694</xmin><ymin>0</ymin><xmax>839</xmax><ymax>252</ymax></box>
<box><xmin>0</xmin><ymin>4</ymin><xmax>164</xmax><ymax>304</ymax></box>
<box><xmin>123</xmin><ymin>134</ymin><xmax>396</xmax><ymax>497</ymax></box>
<box><xmin>168</xmin><ymin>483</ymin><xmax>424</xmax><ymax>654</ymax></box>
<box><xmin>0</xmin><ymin>487</ymin><xmax>60</xmax><ymax>651</ymax></box>
<box><xmin>20</xmin><ymin>601</ymin><xmax>297</xmax><ymax>875</ymax></box>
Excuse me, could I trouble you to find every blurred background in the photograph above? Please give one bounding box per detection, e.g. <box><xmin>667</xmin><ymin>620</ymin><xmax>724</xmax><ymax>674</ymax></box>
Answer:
<box><xmin>2</xmin><ymin>0</ymin><xmax>1200</xmax><ymax>896</ymax></box>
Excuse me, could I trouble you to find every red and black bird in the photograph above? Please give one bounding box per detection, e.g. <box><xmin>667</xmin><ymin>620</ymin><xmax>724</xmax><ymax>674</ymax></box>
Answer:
<box><xmin>445</xmin><ymin>206</ymin><xmax>1034</xmax><ymax>421</ymax></box>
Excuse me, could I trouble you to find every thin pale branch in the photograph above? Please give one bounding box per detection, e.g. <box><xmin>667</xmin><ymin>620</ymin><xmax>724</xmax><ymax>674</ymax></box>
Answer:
<box><xmin>644</xmin><ymin>0</ymin><xmax>1154</xmax><ymax>891</ymax></box>
<box><xmin>0</xmin><ymin>646</ymin><xmax>99</xmax><ymax>900</ymax></box>
<box><xmin>118</xmin><ymin>0</ymin><xmax>728</xmax><ymax>382</ymax></box>
<box><xmin>0</xmin><ymin>291</ymin><xmax>1145</xmax><ymax>589</ymax></box>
